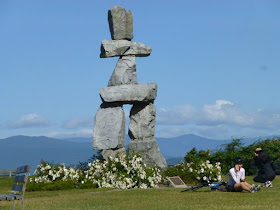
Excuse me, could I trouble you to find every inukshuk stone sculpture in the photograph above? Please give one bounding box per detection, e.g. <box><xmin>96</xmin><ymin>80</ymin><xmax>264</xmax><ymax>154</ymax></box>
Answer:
<box><xmin>92</xmin><ymin>5</ymin><xmax>167</xmax><ymax>171</ymax></box>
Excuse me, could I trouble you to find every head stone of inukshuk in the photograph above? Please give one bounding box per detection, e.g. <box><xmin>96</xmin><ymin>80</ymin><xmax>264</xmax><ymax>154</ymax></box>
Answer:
<box><xmin>92</xmin><ymin>5</ymin><xmax>167</xmax><ymax>171</ymax></box>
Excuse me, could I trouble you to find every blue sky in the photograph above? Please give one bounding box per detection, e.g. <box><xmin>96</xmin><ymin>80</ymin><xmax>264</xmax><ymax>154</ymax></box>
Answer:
<box><xmin>1</xmin><ymin>0</ymin><xmax>280</xmax><ymax>140</ymax></box>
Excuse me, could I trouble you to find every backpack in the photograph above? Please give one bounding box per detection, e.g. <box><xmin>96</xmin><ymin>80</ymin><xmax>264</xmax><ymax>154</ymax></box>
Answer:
<box><xmin>271</xmin><ymin>161</ymin><xmax>280</xmax><ymax>175</ymax></box>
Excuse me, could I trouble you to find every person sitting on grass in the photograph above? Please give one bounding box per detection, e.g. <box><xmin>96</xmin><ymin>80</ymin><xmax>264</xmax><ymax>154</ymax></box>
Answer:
<box><xmin>253</xmin><ymin>148</ymin><xmax>276</xmax><ymax>187</ymax></box>
<box><xmin>227</xmin><ymin>157</ymin><xmax>260</xmax><ymax>193</ymax></box>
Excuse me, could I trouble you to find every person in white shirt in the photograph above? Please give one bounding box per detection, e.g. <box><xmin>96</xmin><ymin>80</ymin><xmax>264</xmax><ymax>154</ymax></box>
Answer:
<box><xmin>227</xmin><ymin>157</ymin><xmax>260</xmax><ymax>193</ymax></box>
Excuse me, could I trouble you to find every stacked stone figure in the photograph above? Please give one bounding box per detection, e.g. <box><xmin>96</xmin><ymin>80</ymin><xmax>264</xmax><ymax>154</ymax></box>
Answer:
<box><xmin>92</xmin><ymin>5</ymin><xmax>167</xmax><ymax>171</ymax></box>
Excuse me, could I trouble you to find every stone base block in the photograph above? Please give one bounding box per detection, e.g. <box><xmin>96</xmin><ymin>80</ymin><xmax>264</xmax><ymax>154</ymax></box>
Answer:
<box><xmin>101</xmin><ymin>147</ymin><xmax>126</xmax><ymax>161</ymax></box>
<box><xmin>128</xmin><ymin>138</ymin><xmax>167</xmax><ymax>172</ymax></box>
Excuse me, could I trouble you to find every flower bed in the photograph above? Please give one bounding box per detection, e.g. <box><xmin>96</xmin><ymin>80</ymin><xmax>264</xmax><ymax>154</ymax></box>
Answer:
<box><xmin>28</xmin><ymin>154</ymin><xmax>162</xmax><ymax>191</ymax></box>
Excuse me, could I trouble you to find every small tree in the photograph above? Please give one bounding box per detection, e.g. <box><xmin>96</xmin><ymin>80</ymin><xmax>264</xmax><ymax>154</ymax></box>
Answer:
<box><xmin>184</xmin><ymin>147</ymin><xmax>210</xmax><ymax>164</ymax></box>
<box><xmin>210</xmin><ymin>139</ymin><xmax>244</xmax><ymax>174</ymax></box>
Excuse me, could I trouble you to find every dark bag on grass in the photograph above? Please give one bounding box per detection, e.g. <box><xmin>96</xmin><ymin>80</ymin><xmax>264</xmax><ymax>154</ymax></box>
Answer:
<box><xmin>271</xmin><ymin>161</ymin><xmax>280</xmax><ymax>175</ymax></box>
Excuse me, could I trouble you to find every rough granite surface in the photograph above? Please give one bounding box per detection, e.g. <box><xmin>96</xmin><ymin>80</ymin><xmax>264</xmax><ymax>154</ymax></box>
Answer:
<box><xmin>100</xmin><ymin>83</ymin><xmax>157</xmax><ymax>104</ymax></box>
<box><xmin>129</xmin><ymin>103</ymin><xmax>156</xmax><ymax>140</ymax></box>
<box><xmin>100</xmin><ymin>40</ymin><xmax>152</xmax><ymax>58</ymax></box>
<box><xmin>128</xmin><ymin>139</ymin><xmax>168</xmax><ymax>171</ymax></box>
<box><xmin>92</xmin><ymin>104</ymin><xmax>125</xmax><ymax>150</ymax></box>
<box><xmin>108</xmin><ymin>5</ymin><xmax>133</xmax><ymax>40</ymax></box>
<box><xmin>108</xmin><ymin>55</ymin><xmax>137</xmax><ymax>86</ymax></box>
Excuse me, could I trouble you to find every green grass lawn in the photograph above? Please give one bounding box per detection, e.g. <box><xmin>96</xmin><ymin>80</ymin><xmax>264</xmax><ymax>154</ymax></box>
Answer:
<box><xmin>0</xmin><ymin>176</ymin><xmax>279</xmax><ymax>210</ymax></box>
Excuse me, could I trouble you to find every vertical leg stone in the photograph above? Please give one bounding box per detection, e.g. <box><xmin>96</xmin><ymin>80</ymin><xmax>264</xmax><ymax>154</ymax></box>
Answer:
<box><xmin>128</xmin><ymin>102</ymin><xmax>155</xmax><ymax>140</ymax></box>
<box><xmin>108</xmin><ymin>55</ymin><xmax>137</xmax><ymax>86</ymax></box>
<box><xmin>128</xmin><ymin>102</ymin><xmax>167</xmax><ymax>171</ymax></box>
<box><xmin>92</xmin><ymin>103</ymin><xmax>125</xmax><ymax>150</ymax></box>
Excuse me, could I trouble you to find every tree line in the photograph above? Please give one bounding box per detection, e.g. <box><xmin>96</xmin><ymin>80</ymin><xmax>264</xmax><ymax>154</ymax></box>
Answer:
<box><xmin>184</xmin><ymin>137</ymin><xmax>280</xmax><ymax>175</ymax></box>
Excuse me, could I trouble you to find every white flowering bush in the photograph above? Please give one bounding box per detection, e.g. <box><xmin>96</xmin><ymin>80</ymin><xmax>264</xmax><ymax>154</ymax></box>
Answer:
<box><xmin>31</xmin><ymin>162</ymin><xmax>81</xmax><ymax>183</ymax></box>
<box><xmin>28</xmin><ymin>154</ymin><xmax>162</xmax><ymax>191</ymax></box>
<box><xmin>164</xmin><ymin>160</ymin><xmax>222</xmax><ymax>184</ymax></box>
<box><xmin>187</xmin><ymin>160</ymin><xmax>222</xmax><ymax>182</ymax></box>
<box><xmin>84</xmin><ymin>153</ymin><xmax>161</xmax><ymax>189</ymax></box>
<box><xmin>165</xmin><ymin>147</ymin><xmax>223</xmax><ymax>184</ymax></box>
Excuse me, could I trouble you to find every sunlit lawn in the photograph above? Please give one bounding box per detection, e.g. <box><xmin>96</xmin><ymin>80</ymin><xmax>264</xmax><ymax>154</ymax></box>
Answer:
<box><xmin>0</xmin><ymin>176</ymin><xmax>279</xmax><ymax>210</ymax></box>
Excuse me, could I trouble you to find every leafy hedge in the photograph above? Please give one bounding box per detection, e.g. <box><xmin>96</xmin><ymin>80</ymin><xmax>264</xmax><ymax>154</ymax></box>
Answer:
<box><xmin>185</xmin><ymin>137</ymin><xmax>280</xmax><ymax>176</ymax></box>
<box><xmin>27</xmin><ymin>180</ymin><xmax>98</xmax><ymax>191</ymax></box>
<box><xmin>164</xmin><ymin>159</ymin><xmax>222</xmax><ymax>184</ymax></box>
<box><xmin>165</xmin><ymin>137</ymin><xmax>280</xmax><ymax>184</ymax></box>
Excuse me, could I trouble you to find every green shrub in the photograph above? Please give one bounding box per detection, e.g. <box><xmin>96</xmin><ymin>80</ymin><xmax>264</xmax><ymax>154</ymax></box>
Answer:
<box><xmin>210</xmin><ymin>137</ymin><xmax>280</xmax><ymax>175</ymax></box>
<box><xmin>210</xmin><ymin>138</ymin><xmax>245</xmax><ymax>174</ymax></box>
<box><xmin>164</xmin><ymin>159</ymin><xmax>222</xmax><ymax>184</ymax></box>
<box><xmin>253</xmin><ymin>137</ymin><xmax>280</xmax><ymax>162</ymax></box>
<box><xmin>165</xmin><ymin>147</ymin><xmax>222</xmax><ymax>184</ymax></box>
<box><xmin>27</xmin><ymin>179</ymin><xmax>75</xmax><ymax>191</ymax></box>
<box><xmin>165</xmin><ymin>137</ymin><xmax>280</xmax><ymax>182</ymax></box>
<box><xmin>165</xmin><ymin>163</ymin><xmax>195</xmax><ymax>184</ymax></box>
<box><xmin>184</xmin><ymin>148</ymin><xmax>211</xmax><ymax>164</ymax></box>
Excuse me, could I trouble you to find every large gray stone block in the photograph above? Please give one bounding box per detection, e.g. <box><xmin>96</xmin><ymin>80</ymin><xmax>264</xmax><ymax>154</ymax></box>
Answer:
<box><xmin>100</xmin><ymin>40</ymin><xmax>152</xmax><ymax>58</ymax></box>
<box><xmin>108</xmin><ymin>5</ymin><xmax>133</xmax><ymax>40</ymax></box>
<box><xmin>108</xmin><ymin>56</ymin><xmax>137</xmax><ymax>86</ymax></box>
<box><xmin>129</xmin><ymin>103</ymin><xmax>156</xmax><ymax>140</ymax></box>
<box><xmin>100</xmin><ymin>83</ymin><xmax>157</xmax><ymax>104</ymax></box>
<box><xmin>128</xmin><ymin>139</ymin><xmax>167</xmax><ymax>171</ymax></box>
<box><xmin>92</xmin><ymin>104</ymin><xmax>125</xmax><ymax>150</ymax></box>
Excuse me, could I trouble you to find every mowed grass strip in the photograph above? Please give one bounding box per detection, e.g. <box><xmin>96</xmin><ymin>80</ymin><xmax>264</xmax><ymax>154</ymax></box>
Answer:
<box><xmin>0</xmin><ymin>176</ymin><xmax>279</xmax><ymax>210</ymax></box>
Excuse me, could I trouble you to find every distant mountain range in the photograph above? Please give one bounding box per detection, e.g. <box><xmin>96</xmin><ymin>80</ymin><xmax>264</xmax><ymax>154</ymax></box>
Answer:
<box><xmin>0</xmin><ymin>134</ymin><xmax>275</xmax><ymax>173</ymax></box>
<box><xmin>0</xmin><ymin>136</ymin><xmax>94</xmax><ymax>174</ymax></box>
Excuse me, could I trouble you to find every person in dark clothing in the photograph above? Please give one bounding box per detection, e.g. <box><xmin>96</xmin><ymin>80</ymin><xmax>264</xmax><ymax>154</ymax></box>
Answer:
<box><xmin>253</xmin><ymin>148</ymin><xmax>276</xmax><ymax>187</ymax></box>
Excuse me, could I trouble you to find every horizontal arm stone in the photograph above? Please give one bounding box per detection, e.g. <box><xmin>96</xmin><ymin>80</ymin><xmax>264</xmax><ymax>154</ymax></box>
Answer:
<box><xmin>100</xmin><ymin>40</ymin><xmax>152</xmax><ymax>58</ymax></box>
<box><xmin>100</xmin><ymin>83</ymin><xmax>157</xmax><ymax>104</ymax></box>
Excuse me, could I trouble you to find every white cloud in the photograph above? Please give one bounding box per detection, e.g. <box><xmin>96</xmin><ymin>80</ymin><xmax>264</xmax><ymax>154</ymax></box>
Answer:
<box><xmin>6</xmin><ymin>101</ymin><xmax>279</xmax><ymax>140</ymax></box>
<box><xmin>157</xmin><ymin>100</ymin><xmax>280</xmax><ymax>128</ymax></box>
<box><xmin>156</xmin><ymin>100</ymin><xmax>280</xmax><ymax>139</ymax></box>
<box><xmin>62</xmin><ymin>117</ymin><xmax>93</xmax><ymax>129</ymax></box>
<box><xmin>198</xmin><ymin>100</ymin><xmax>253</xmax><ymax>126</ymax></box>
<box><xmin>8</xmin><ymin>113</ymin><xmax>50</xmax><ymax>129</ymax></box>
<box><xmin>156</xmin><ymin>104</ymin><xmax>197</xmax><ymax>125</ymax></box>
<box><xmin>39</xmin><ymin>129</ymin><xmax>93</xmax><ymax>139</ymax></box>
